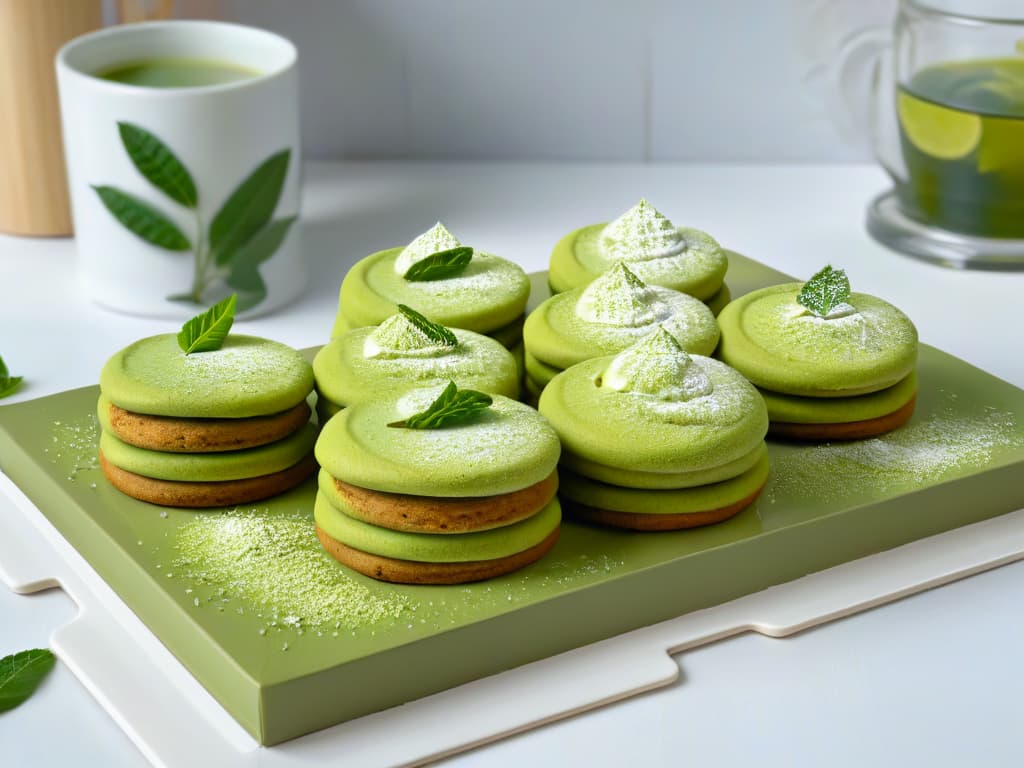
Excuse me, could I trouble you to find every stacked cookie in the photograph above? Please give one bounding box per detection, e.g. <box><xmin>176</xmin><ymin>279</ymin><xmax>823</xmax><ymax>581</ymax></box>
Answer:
<box><xmin>98</xmin><ymin>334</ymin><xmax>317</xmax><ymax>507</ymax></box>
<box><xmin>332</xmin><ymin>222</ymin><xmax>531</xmax><ymax>350</ymax></box>
<box><xmin>523</xmin><ymin>261</ymin><xmax>719</xmax><ymax>400</ymax></box>
<box><xmin>539</xmin><ymin>327</ymin><xmax>769</xmax><ymax>530</ymax></box>
<box><xmin>314</xmin><ymin>383</ymin><xmax>562</xmax><ymax>584</ymax></box>
<box><xmin>313</xmin><ymin>305</ymin><xmax>519</xmax><ymax>421</ymax></box>
<box><xmin>548</xmin><ymin>198</ymin><xmax>730</xmax><ymax>313</ymax></box>
<box><xmin>717</xmin><ymin>266</ymin><xmax>919</xmax><ymax>439</ymax></box>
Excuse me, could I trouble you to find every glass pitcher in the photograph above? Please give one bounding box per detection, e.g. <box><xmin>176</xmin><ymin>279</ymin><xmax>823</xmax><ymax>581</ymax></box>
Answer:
<box><xmin>835</xmin><ymin>0</ymin><xmax>1024</xmax><ymax>269</ymax></box>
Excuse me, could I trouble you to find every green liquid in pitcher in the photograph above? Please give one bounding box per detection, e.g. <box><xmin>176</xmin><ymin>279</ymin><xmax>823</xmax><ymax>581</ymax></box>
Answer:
<box><xmin>896</xmin><ymin>57</ymin><xmax>1024</xmax><ymax>239</ymax></box>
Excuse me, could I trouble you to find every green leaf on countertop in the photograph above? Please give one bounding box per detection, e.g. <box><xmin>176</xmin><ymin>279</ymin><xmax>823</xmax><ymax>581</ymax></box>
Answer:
<box><xmin>210</xmin><ymin>149</ymin><xmax>291</xmax><ymax>265</ymax></box>
<box><xmin>402</xmin><ymin>246</ymin><xmax>473</xmax><ymax>281</ymax></box>
<box><xmin>117</xmin><ymin>122</ymin><xmax>198</xmax><ymax>208</ymax></box>
<box><xmin>177</xmin><ymin>294</ymin><xmax>237</xmax><ymax>354</ymax></box>
<box><xmin>388</xmin><ymin>381</ymin><xmax>492</xmax><ymax>429</ymax></box>
<box><xmin>397</xmin><ymin>304</ymin><xmax>457</xmax><ymax>347</ymax></box>
<box><xmin>0</xmin><ymin>648</ymin><xmax>56</xmax><ymax>713</ymax></box>
<box><xmin>93</xmin><ymin>185</ymin><xmax>191</xmax><ymax>251</ymax></box>
<box><xmin>797</xmin><ymin>264</ymin><xmax>853</xmax><ymax>318</ymax></box>
<box><xmin>0</xmin><ymin>355</ymin><xmax>23</xmax><ymax>399</ymax></box>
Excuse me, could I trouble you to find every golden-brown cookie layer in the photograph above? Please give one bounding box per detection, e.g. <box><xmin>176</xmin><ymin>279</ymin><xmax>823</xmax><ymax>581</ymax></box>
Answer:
<box><xmin>325</xmin><ymin>470</ymin><xmax>558</xmax><ymax>533</ymax></box>
<box><xmin>769</xmin><ymin>395</ymin><xmax>917</xmax><ymax>441</ymax></box>
<box><xmin>99</xmin><ymin>452</ymin><xmax>316</xmax><ymax>508</ymax></box>
<box><xmin>105</xmin><ymin>400</ymin><xmax>311</xmax><ymax>453</ymax></box>
<box><xmin>315</xmin><ymin>525</ymin><xmax>559</xmax><ymax>584</ymax></box>
<box><xmin>563</xmin><ymin>481</ymin><xmax>765</xmax><ymax>531</ymax></box>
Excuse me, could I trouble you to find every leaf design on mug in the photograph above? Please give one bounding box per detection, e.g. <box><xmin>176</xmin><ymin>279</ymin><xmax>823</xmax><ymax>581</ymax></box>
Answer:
<box><xmin>117</xmin><ymin>122</ymin><xmax>198</xmax><ymax>208</ymax></box>
<box><xmin>92</xmin><ymin>185</ymin><xmax>191</xmax><ymax>250</ymax></box>
<box><xmin>210</xmin><ymin>149</ymin><xmax>291</xmax><ymax>265</ymax></box>
<box><xmin>225</xmin><ymin>216</ymin><xmax>297</xmax><ymax>311</ymax></box>
<box><xmin>95</xmin><ymin>123</ymin><xmax>294</xmax><ymax>312</ymax></box>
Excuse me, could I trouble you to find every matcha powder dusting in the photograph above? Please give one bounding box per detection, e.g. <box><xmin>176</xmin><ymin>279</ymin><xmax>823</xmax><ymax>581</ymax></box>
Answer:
<box><xmin>173</xmin><ymin>509</ymin><xmax>411</xmax><ymax>632</ymax></box>
<box><xmin>766</xmin><ymin>398</ymin><xmax>1024</xmax><ymax>504</ymax></box>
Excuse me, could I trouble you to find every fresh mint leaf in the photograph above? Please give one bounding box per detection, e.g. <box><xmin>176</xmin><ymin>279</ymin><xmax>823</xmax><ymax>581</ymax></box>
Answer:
<box><xmin>403</xmin><ymin>246</ymin><xmax>473</xmax><ymax>282</ymax></box>
<box><xmin>0</xmin><ymin>648</ymin><xmax>55</xmax><ymax>713</ymax></box>
<box><xmin>177</xmin><ymin>294</ymin><xmax>237</xmax><ymax>354</ymax></box>
<box><xmin>210</xmin><ymin>149</ymin><xmax>290</xmax><ymax>265</ymax></box>
<box><xmin>797</xmin><ymin>265</ymin><xmax>852</xmax><ymax>318</ymax></box>
<box><xmin>397</xmin><ymin>305</ymin><xmax>457</xmax><ymax>347</ymax></box>
<box><xmin>117</xmin><ymin>122</ymin><xmax>198</xmax><ymax>208</ymax></box>
<box><xmin>0</xmin><ymin>355</ymin><xmax>22</xmax><ymax>399</ymax></box>
<box><xmin>93</xmin><ymin>186</ymin><xmax>191</xmax><ymax>251</ymax></box>
<box><xmin>388</xmin><ymin>381</ymin><xmax>492</xmax><ymax>429</ymax></box>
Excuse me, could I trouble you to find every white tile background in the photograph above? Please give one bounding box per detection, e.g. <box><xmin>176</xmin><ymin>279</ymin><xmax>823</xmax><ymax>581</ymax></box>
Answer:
<box><xmin>179</xmin><ymin>0</ymin><xmax>897</xmax><ymax>162</ymax></box>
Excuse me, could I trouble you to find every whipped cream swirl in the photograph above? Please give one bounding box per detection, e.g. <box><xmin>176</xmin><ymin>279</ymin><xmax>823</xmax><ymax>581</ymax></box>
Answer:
<box><xmin>394</xmin><ymin>222</ymin><xmax>463</xmax><ymax>275</ymax></box>
<box><xmin>575</xmin><ymin>262</ymin><xmax>672</xmax><ymax>326</ymax></box>
<box><xmin>364</xmin><ymin>313</ymin><xmax>458</xmax><ymax>359</ymax></box>
<box><xmin>601</xmin><ymin>326</ymin><xmax>712</xmax><ymax>402</ymax></box>
<box><xmin>600</xmin><ymin>199</ymin><xmax>686</xmax><ymax>262</ymax></box>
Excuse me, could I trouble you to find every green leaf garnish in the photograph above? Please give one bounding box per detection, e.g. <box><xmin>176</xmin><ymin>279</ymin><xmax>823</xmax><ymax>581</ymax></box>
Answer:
<box><xmin>92</xmin><ymin>185</ymin><xmax>191</xmax><ymax>251</ymax></box>
<box><xmin>210</xmin><ymin>149</ymin><xmax>291</xmax><ymax>265</ymax></box>
<box><xmin>403</xmin><ymin>246</ymin><xmax>473</xmax><ymax>281</ymax></box>
<box><xmin>388</xmin><ymin>381</ymin><xmax>492</xmax><ymax>429</ymax></box>
<box><xmin>0</xmin><ymin>648</ymin><xmax>56</xmax><ymax>713</ymax></box>
<box><xmin>0</xmin><ymin>355</ymin><xmax>23</xmax><ymax>399</ymax></box>
<box><xmin>117</xmin><ymin>122</ymin><xmax>198</xmax><ymax>208</ymax></box>
<box><xmin>397</xmin><ymin>304</ymin><xmax>457</xmax><ymax>347</ymax></box>
<box><xmin>797</xmin><ymin>265</ymin><xmax>852</xmax><ymax>318</ymax></box>
<box><xmin>177</xmin><ymin>294</ymin><xmax>237</xmax><ymax>354</ymax></box>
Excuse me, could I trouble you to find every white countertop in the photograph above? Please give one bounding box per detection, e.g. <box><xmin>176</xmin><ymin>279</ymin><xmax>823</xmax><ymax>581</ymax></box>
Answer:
<box><xmin>2</xmin><ymin>162</ymin><xmax>1023</xmax><ymax>767</ymax></box>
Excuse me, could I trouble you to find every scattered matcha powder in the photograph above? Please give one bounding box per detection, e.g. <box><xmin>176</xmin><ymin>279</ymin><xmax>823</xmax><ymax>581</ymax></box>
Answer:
<box><xmin>766</xmin><ymin>396</ymin><xmax>1023</xmax><ymax>504</ymax></box>
<box><xmin>45</xmin><ymin>415</ymin><xmax>100</xmax><ymax>480</ymax></box>
<box><xmin>173</xmin><ymin>508</ymin><xmax>412</xmax><ymax>632</ymax></box>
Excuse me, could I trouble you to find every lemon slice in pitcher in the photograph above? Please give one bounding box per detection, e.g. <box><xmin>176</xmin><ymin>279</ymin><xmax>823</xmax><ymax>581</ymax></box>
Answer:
<box><xmin>897</xmin><ymin>91</ymin><xmax>982</xmax><ymax>159</ymax></box>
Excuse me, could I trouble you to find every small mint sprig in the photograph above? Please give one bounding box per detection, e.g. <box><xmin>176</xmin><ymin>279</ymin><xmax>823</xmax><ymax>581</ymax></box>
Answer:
<box><xmin>0</xmin><ymin>648</ymin><xmax>56</xmax><ymax>713</ymax></box>
<box><xmin>388</xmin><ymin>381</ymin><xmax>492</xmax><ymax>429</ymax></box>
<box><xmin>0</xmin><ymin>355</ymin><xmax>23</xmax><ymax>399</ymax></box>
<box><xmin>177</xmin><ymin>294</ymin><xmax>237</xmax><ymax>354</ymax></box>
<box><xmin>797</xmin><ymin>265</ymin><xmax>852</xmax><ymax>318</ymax></box>
<box><xmin>397</xmin><ymin>304</ymin><xmax>457</xmax><ymax>347</ymax></box>
<box><xmin>403</xmin><ymin>246</ymin><xmax>473</xmax><ymax>281</ymax></box>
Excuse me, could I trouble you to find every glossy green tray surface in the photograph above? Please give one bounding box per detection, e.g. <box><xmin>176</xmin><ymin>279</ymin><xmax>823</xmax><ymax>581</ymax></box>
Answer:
<box><xmin>2</xmin><ymin>254</ymin><xmax>1023</xmax><ymax>745</ymax></box>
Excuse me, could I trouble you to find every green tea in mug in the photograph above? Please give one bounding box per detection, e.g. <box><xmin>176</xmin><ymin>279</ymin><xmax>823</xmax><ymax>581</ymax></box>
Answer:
<box><xmin>896</xmin><ymin>57</ymin><xmax>1024</xmax><ymax>239</ymax></box>
<box><xmin>96</xmin><ymin>58</ymin><xmax>260</xmax><ymax>88</ymax></box>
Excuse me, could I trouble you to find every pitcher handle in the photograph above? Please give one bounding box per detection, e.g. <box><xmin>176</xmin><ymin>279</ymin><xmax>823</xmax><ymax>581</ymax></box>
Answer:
<box><xmin>826</xmin><ymin>25</ymin><xmax>895</xmax><ymax>158</ymax></box>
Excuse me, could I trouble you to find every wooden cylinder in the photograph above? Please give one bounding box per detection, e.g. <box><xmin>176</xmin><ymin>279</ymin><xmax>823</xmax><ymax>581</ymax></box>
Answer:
<box><xmin>0</xmin><ymin>1</ymin><xmax>103</xmax><ymax>236</ymax></box>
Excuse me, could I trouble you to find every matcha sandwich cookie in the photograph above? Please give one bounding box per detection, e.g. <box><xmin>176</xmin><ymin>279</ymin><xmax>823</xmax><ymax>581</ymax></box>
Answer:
<box><xmin>313</xmin><ymin>305</ymin><xmax>519</xmax><ymax>421</ymax></box>
<box><xmin>98</xmin><ymin>296</ymin><xmax>317</xmax><ymax>507</ymax></box>
<box><xmin>314</xmin><ymin>381</ymin><xmax>562</xmax><ymax>584</ymax></box>
<box><xmin>539</xmin><ymin>327</ymin><xmax>769</xmax><ymax>530</ymax></box>
<box><xmin>717</xmin><ymin>266</ymin><xmax>919</xmax><ymax>439</ymax></box>
<box><xmin>522</xmin><ymin>261</ymin><xmax>719</xmax><ymax>398</ymax></box>
<box><xmin>548</xmin><ymin>198</ymin><xmax>730</xmax><ymax>312</ymax></box>
<box><xmin>332</xmin><ymin>222</ymin><xmax>531</xmax><ymax>350</ymax></box>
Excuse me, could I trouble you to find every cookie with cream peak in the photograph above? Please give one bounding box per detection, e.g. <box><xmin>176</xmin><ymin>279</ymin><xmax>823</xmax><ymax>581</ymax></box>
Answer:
<box><xmin>522</xmin><ymin>261</ymin><xmax>720</xmax><ymax>397</ymax></box>
<box><xmin>548</xmin><ymin>198</ymin><xmax>729</xmax><ymax>307</ymax></box>
<box><xmin>313</xmin><ymin>306</ymin><xmax>520</xmax><ymax>418</ymax></box>
<box><xmin>332</xmin><ymin>222</ymin><xmax>530</xmax><ymax>349</ymax></box>
<box><xmin>716</xmin><ymin>265</ymin><xmax>919</xmax><ymax>439</ymax></box>
<box><xmin>314</xmin><ymin>383</ymin><xmax>562</xmax><ymax>583</ymax></box>
<box><xmin>538</xmin><ymin>327</ymin><xmax>768</xmax><ymax>530</ymax></box>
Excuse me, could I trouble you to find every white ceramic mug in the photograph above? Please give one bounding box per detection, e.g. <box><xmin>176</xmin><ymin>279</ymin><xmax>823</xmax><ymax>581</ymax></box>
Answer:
<box><xmin>56</xmin><ymin>20</ymin><xmax>304</xmax><ymax>317</ymax></box>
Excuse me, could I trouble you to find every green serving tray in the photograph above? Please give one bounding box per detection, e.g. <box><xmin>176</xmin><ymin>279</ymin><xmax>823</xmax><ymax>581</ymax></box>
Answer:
<box><xmin>2</xmin><ymin>254</ymin><xmax>1024</xmax><ymax>746</ymax></box>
